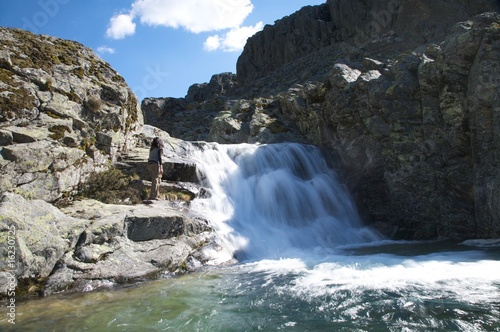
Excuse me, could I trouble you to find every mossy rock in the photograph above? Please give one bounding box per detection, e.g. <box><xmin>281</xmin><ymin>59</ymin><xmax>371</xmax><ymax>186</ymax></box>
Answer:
<box><xmin>48</xmin><ymin>125</ymin><xmax>71</xmax><ymax>140</ymax></box>
<box><xmin>0</xmin><ymin>67</ymin><xmax>38</xmax><ymax>123</ymax></box>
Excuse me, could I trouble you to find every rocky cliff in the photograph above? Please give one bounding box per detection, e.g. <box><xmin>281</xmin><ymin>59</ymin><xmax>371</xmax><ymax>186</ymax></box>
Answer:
<box><xmin>236</xmin><ymin>0</ymin><xmax>498</xmax><ymax>89</ymax></box>
<box><xmin>142</xmin><ymin>0</ymin><xmax>500</xmax><ymax>240</ymax></box>
<box><xmin>0</xmin><ymin>28</ymin><xmax>144</xmax><ymax>202</ymax></box>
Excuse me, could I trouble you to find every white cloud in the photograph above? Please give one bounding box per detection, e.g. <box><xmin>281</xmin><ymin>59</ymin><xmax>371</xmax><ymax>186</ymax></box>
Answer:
<box><xmin>204</xmin><ymin>35</ymin><xmax>221</xmax><ymax>52</ymax></box>
<box><xmin>105</xmin><ymin>0</ymin><xmax>259</xmax><ymax>51</ymax></box>
<box><xmin>130</xmin><ymin>0</ymin><xmax>254</xmax><ymax>33</ymax></box>
<box><xmin>97</xmin><ymin>46</ymin><xmax>116</xmax><ymax>54</ymax></box>
<box><xmin>106</xmin><ymin>13</ymin><xmax>136</xmax><ymax>39</ymax></box>
<box><xmin>204</xmin><ymin>22</ymin><xmax>263</xmax><ymax>52</ymax></box>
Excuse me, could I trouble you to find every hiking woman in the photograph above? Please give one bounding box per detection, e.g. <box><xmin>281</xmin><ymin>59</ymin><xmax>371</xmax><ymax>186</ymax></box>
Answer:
<box><xmin>147</xmin><ymin>137</ymin><xmax>163</xmax><ymax>200</ymax></box>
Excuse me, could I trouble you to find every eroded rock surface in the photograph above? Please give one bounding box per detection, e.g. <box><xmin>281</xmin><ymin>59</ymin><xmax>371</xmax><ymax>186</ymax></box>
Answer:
<box><xmin>0</xmin><ymin>28</ymin><xmax>143</xmax><ymax>202</ymax></box>
<box><xmin>0</xmin><ymin>193</ymin><xmax>216</xmax><ymax>297</ymax></box>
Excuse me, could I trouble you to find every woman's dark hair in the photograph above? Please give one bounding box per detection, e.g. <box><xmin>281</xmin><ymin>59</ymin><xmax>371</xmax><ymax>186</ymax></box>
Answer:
<box><xmin>150</xmin><ymin>137</ymin><xmax>163</xmax><ymax>150</ymax></box>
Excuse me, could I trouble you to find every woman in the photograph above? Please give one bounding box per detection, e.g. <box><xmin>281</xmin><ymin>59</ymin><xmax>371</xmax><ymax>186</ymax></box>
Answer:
<box><xmin>147</xmin><ymin>137</ymin><xmax>164</xmax><ymax>200</ymax></box>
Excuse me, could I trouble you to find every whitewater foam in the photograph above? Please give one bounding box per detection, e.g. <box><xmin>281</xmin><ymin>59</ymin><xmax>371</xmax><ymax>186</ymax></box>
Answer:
<box><xmin>188</xmin><ymin>142</ymin><xmax>381</xmax><ymax>262</ymax></box>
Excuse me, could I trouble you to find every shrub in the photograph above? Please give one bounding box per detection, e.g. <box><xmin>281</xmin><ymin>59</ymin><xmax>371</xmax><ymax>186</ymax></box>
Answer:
<box><xmin>80</xmin><ymin>136</ymin><xmax>96</xmax><ymax>151</ymax></box>
<box><xmin>85</xmin><ymin>95</ymin><xmax>102</xmax><ymax>112</ymax></box>
<box><xmin>77</xmin><ymin>167</ymin><xmax>144</xmax><ymax>204</ymax></box>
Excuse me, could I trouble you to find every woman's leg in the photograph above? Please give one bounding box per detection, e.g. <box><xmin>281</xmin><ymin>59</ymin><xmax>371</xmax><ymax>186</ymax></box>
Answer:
<box><xmin>148</xmin><ymin>163</ymin><xmax>160</xmax><ymax>199</ymax></box>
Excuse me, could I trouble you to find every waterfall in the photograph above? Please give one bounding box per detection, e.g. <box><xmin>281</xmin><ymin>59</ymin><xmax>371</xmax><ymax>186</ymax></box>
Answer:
<box><xmin>189</xmin><ymin>142</ymin><xmax>381</xmax><ymax>261</ymax></box>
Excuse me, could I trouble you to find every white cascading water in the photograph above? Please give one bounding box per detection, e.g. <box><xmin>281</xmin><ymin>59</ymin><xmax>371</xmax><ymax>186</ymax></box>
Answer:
<box><xmin>189</xmin><ymin>142</ymin><xmax>381</xmax><ymax>262</ymax></box>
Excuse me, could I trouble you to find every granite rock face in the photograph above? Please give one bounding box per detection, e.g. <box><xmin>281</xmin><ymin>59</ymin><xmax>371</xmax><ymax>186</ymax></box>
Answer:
<box><xmin>142</xmin><ymin>2</ymin><xmax>500</xmax><ymax>240</ymax></box>
<box><xmin>0</xmin><ymin>124</ymin><xmax>224</xmax><ymax>298</ymax></box>
<box><xmin>0</xmin><ymin>29</ymin><xmax>225</xmax><ymax>297</ymax></box>
<box><xmin>237</xmin><ymin>0</ymin><xmax>499</xmax><ymax>87</ymax></box>
<box><xmin>0</xmin><ymin>193</ymin><xmax>216</xmax><ymax>297</ymax></box>
<box><xmin>264</xmin><ymin>12</ymin><xmax>500</xmax><ymax>239</ymax></box>
<box><xmin>315</xmin><ymin>13</ymin><xmax>500</xmax><ymax>239</ymax></box>
<box><xmin>0</xmin><ymin>28</ymin><xmax>143</xmax><ymax>202</ymax></box>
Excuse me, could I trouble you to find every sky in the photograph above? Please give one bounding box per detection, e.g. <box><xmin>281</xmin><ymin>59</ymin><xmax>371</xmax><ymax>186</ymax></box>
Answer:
<box><xmin>0</xmin><ymin>0</ymin><xmax>326</xmax><ymax>100</ymax></box>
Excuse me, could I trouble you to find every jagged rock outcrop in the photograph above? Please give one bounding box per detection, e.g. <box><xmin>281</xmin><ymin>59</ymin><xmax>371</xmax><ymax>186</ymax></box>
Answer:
<box><xmin>141</xmin><ymin>73</ymin><xmax>240</xmax><ymax>141</ymax></box>
<box><xmin>236</xmin><ymin>0</ymin><xmax>499</xmax><ymax>88</ymax></box>
<box><xmin>236</xmin><ymin>4</ymin><xmax>334</xmax><ymax>87</ymax></box>
<box><xmin>142</xmin><ymin>94</ymin><xmax>311</xmax><ymax>144</ymax></box>
<box><xmin>0</xmin><ymin>193</ymin><xmax>217</xmax><ymax>297</ymax></box>
<box><xmin>186</xmin><ymin>72</ymin><xmax>238</xmax><ymax>103</ymax></box>
<box><xmin>0</xmin><ymin>28</ymin><xmax>143</xmax><ymax>202</ymax></box>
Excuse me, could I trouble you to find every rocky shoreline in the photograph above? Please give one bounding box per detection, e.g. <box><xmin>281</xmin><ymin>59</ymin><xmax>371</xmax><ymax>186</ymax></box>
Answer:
<box><xmin>0</xmin><ymin>192</ymin><xmax>213</xmax><ymax>297</ymax></box>
<box><xmin>0</xmin><ymin>26</ymin><xmax>224</xmax><ymax>298</ymax></box>
<box><xmin>0</xmin><ymin>126</ymin><xmax>234</xmax><ymax>298</ymax></box>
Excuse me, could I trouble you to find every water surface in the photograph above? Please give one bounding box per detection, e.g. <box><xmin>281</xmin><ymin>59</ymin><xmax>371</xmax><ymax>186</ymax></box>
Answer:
<box><xmin>3</xmin><ymin>241</ymin><xmax>500</xmax><ymax>331</ymax></box>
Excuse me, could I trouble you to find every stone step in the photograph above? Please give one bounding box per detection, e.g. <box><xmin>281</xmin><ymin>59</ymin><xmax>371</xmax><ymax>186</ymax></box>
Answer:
<box><xmin>117</xmin><ymin>147</ymin><xmax>199</xmax><ymax>183</ymax></box>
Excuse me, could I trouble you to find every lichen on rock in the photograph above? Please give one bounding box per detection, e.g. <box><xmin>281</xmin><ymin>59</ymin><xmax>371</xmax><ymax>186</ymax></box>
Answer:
<box><xmin>0</xmin><ymin>27</ymin><xmax>144</xmax><ymax>202</ymax></box>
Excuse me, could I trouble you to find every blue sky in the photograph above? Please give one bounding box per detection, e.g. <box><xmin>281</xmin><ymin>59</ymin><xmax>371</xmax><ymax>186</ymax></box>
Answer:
<box><xmin>0</xmin><ymin>0</ymin><xmax>325</xmax><ymax>100</ymax></box>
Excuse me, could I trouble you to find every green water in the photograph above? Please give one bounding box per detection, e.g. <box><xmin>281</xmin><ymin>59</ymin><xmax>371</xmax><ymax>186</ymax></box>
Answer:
<box><xmin>2</xmin><ymin>241</ymin><xmax>500</xmax><ymax>331</ymax></box>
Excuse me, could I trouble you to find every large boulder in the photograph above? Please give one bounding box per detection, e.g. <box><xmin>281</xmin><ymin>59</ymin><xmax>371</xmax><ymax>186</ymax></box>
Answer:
<box><xmin>48</xmin><ymin>199</ymin><xmax>214</xmax><ymax>295</ymax></box>
<box><xmin>0</xmin><ymin>193</ymin><xmax>87</xmax><ymax>290</ymax></box>
<box><xmin>0</xmin><ymin>193</ymin><xmax>217</xmax><ymax>297</ymax></box>
<box><xmin>0</xmin><ymin>28</ymin><xmax>143</xmax><ymax>202</ymax></box>
<box><xmin>0</xmin><ymin>140</ymin><xmax>101</xmax><ymax>202</ymax></box>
